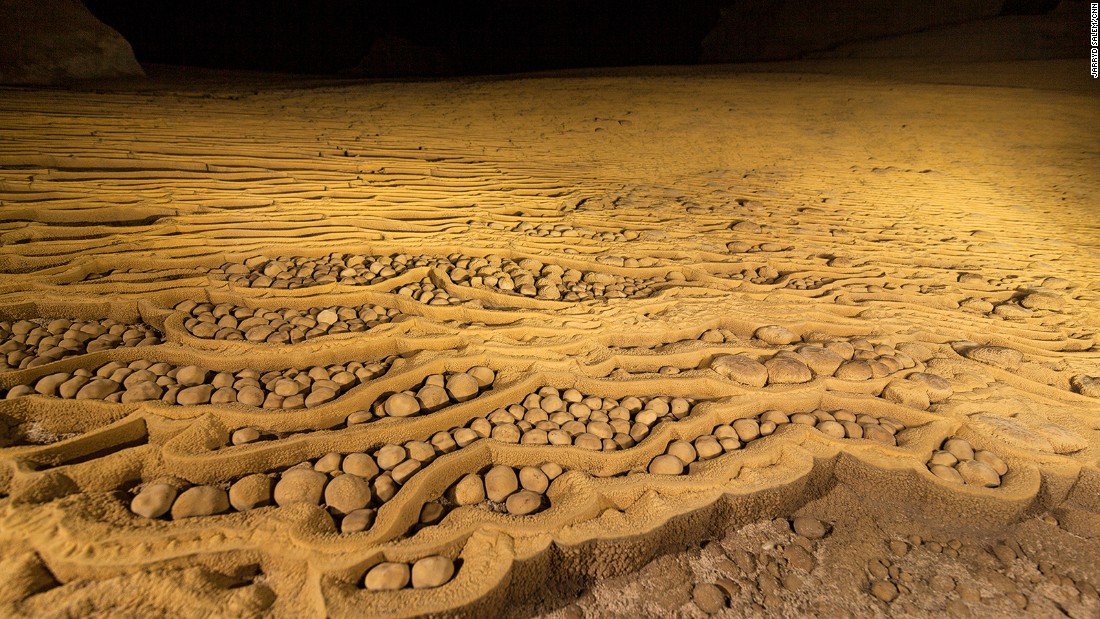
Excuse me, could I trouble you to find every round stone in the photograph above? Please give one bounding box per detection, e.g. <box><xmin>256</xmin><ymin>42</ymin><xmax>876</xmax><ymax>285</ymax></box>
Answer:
<box><xmin>231</xmin><ymin>427</ymin><xmax>261</xmax><ymax>445</ymax></box>
<box><xmin>670</xmin><ymin>398</ymin><xmax>691</xmax><ymax>417</ymax></box>
<box><xmin>518</xmin><ymin>466</ymin><xmax>549</xmax><ymax>493</ymax></box>
<box><xmin>943</xmin><ymin>438</ymin><xmax>975</xmax><ymax>461</ymax></box>
<box><xmin>75</xmin><ymin>378</ymin><xmax>120</xmax><ymax>400</ymax></box>
<box><xmin>176</xmin><ymin>384</ymin><xmax>214</xmax><ymax>405</ymax></box>
<box><xmin>313</xmin><ymin>452</ymin><xmax>343</xmax><ymax>473</ymax></box>
<box><xmin>449</xmin><ymin>473</ymin><xmax>487</xmax><ymax>505</ymax></box>
<box><xmin>648</xmin><ymin>454</ymin><xmax>684</xmax><ymax>475</ymax></box>
<box><xmin>710</xmin><ymin>354</ymin><xmax>768</xmax><ymax>387</ymax></box>
<box><xmin>57</xmin><ymin>376</ymin><xmax>89</xmax><ymax>399</ymax></box>
<box><xmin>956</xmin><ymin>460</ymin><xmax>1001</xmax><ymax>487</ymax></box>
<box><xmin>363</xmin><ymin>562</ymin><xmax>410</xmax><ymax>591</ymax></box>
<box><xmin>170</xmin><ymin>485</ymin><xmax>229</xmax><ymax>519</ymax></box>
<box><xmin>467</xmin><ymin>366</ymin><xmax>496</xmax><ymax>388</ymax></box>
<box><xmin>229</xmin><ymin>474</ymin><xmax>274</xmax><ymax>511</ymax></box>
<box><xmin>373</xmin><ymin>475</ymin><xmax>398</xmax><ymax>502</ymax></box>
<box><xmin>929</xmin><ymin>451</ymin><xmax>958</xmax><ymax>467</ymax></box>
<box><xmin>817</xmin><ymin>420</ymin><xmax>847</xmax><ymax>439</ymax></box>
<box><xmin>792</xmin><ymin>517</ymin><xmax>828</xmax><ymax>540</ymax></box>
<box><xmin>586</xmin><ymin>421</ymin><xmax>613</xmax><ymax>439</ymax></box>
<box><xmin>411</xmin><ymin>556</ymin><xmax>455</xmax><ymax>589</ymax></box>
<box><xmin>732</xmin><ymin>418</ymin><xmax>761</xmax><ymax>442</ymax></box>
<box><xmin>383</xmin><ymin>392</ymin><xmax>421</xmax><ymax>417</ymax></box>
<box><xmin>445</xmin><ymin>372</ymin><xmax>480</xmax><ymax>402</ymax></box>
<box><xmin>871</xmin><ymin>580</ymin><xmax>898</xmax><ymax>603</ymax></box>
<box><xmin>693</xmin><ymin>582</ymin><xmax>728</xmax><ymax>614</ymax></box>
<box><xmin>492</xmin><ymin>423</ymin><xmax>521</xmax><ymax>443</ymax></box>
<box><xmin>391</xmin><ymin>459</ymin><xmax>422</xmax><ymax>485</ymax></box>
<box><xmin>304</xmin><ymin>387</ymin><xmax>337</xmax><ymax>408</ymax></box>
<box><xmin>416</xmin><ymin>384</ymin><xmax>450</xmax><ymax>411</ymax></box>
<box><xmin>175</xmin><ymin>365</ymin><xmax>208</xmax><ymax>387</ymax></box>
<box><xmin>754</xmin><ymin>325</ymin><xmax>799</xmax><ymax>345</ymax></box>
<box><xmin>863</xmin><ymin>425</ymin><xmax>897</xmax><ymax>446</ymax></box>
<box><xmin>1020</xmin><ymin>291</ymin><xmax>1063</xmax><ymax>310</ymax></box>
<box><xmin>346</xmin><ymin>410</ymin><xmax>373</xmax><ymax>425</ymax></box>
<box><xmin>341</xmin><ymin>508</ymin><xmax>376</xmax><ymax>533</ymax></box>
<box><xmin>835</xmin><ymin>360</ymin><xmax>873</xmax><ymax>380</ymax></box>
<box><xmin>790</xmin><ymin>413</ymin><xmax>816</xmax><ymax>426</ymax></box>
<box><xmin>245</xmin><ymin>325</ymin><xmax>275</xmax><ymax>342</ymax></box>
<box><xmin>236</xmin><ymin>385</ymin><xmax>265</xmax><ymax>407</ymax></box>
<box><xmin>764</xmin><ymin>356</ymin><xmax>813</xmax><ymax>384</ymax></box>
<box><xmin>540</xmin><ymin>394</ymin><xmax>564</xmax><ymax>413</ymax></box>
<box><xmin>930</xmin><ymin>464</ymin><xmax>965</xmax><ymax>484</ymax></box>
<box><xmin>324</xmin><ymin>474</ymin><xmax>373</xmax><ymax>515</ymax></box>
<box><xmin>795</xmin><ymin>345</ymin><xmax>844</xmax><ymax>376</ymax></box>
<box><xmin>974</xmin><ymin>450</ymin><xmax>1008</xmax><ymax>476</ymax></box>
<box><xmin>121</xmin><ymin>381</ymin><xmax>164</xmax><ymax>403</ymax></box>
<box><xmin>131</xmin><ymin>483</ymin><xmax>177</xmax><ymax>519</ymax></box>
<box><xmin>540</xmin><ymin>462</ymin><xmax>563</xmax><ymax>479</ymax></box>
<box><xmin>573</xmin><ymin>433</ymin><xmax>603</xmax><ymax>450</ymax></box>
<box><xmin>342</xmin><ymin>453</ymin><xmax>380</xmax><ymax>479</ymax></box>
<box><xmin>273</xmin><ymin>378</ymin><xmax>301</xmax><ymax>397</ymax></box>
<box><xmin>667</xmin><ymin>439</ymin><xmax>697</xmax><ymax>464</ymax></box>
<box><xmin>505</xmin><ymin>490</ymin><xmax>542</xmax><ymax>515</ymax></box>
<box><xmin>273</xmin><ymin>469</ymin><xmax>327</xmax><ymax>506</ymax></box>
<box><xmin>694</xmin><ymin>435</ymin><xmax>723</xmax><ymax>460</ymax></box>
<box><xmin>34</xmin><ymin>372</ymin><xmax>71</xmax><ymax>396</ymax></box>
<box><xmin>316</xmin><ymin>309</ymin><xmax>339</xmax><ymax>325</ymax></box>
<box><xmin>375</xmin><ymin>444</ymin><xmax>407</xmax><ymax>470</ymax></box>
<box><xmin>484</xmin><ymin>465</ymin><xmax>518</xmax><ymax>502</ymax></box>
<box><xmin>407</xmin><ymin>439</ymin><xmax>435</xmax><ymax>466</ymax></box>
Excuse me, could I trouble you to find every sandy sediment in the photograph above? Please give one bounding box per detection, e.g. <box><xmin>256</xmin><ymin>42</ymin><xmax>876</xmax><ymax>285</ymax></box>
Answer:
<box><xmin>0</xmin><ymin>61</ymin><xmax>1098</xmax><ymax>617</ymax></box>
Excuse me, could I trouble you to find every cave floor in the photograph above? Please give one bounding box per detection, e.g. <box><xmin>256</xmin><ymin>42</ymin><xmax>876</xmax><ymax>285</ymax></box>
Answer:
<box><xmin>0</xmin><ymin>59</ymin><xmax>1098</xmax><ymax>617</ymax></box>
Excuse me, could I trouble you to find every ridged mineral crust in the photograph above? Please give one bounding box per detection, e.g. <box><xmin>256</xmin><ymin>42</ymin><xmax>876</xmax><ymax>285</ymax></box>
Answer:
<box><xmin>0</xmin><ymin>60</ymin><xmax>1097</xmax><ymax>617</ymax></box>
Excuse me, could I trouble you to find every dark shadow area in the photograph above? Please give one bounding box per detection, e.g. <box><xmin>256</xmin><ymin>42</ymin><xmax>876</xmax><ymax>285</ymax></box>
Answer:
<box><xmin>82</xmin><ymin>0</ymin><xmax>727</xmax><ymax>76</ymax></box>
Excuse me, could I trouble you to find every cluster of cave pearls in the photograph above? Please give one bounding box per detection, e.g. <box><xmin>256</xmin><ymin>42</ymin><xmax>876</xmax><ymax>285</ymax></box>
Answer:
<box><xmin>1</xmin><ymin>215</ymin><xmax>1097</xmax><ymax>614</ymax></box>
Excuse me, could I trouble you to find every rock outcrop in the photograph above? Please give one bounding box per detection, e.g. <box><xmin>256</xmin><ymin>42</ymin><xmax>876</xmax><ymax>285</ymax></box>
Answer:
<box><xmin>0</xmin><ymin>0</ymin><xmax>143</xmax><ymax>85</ymax></box>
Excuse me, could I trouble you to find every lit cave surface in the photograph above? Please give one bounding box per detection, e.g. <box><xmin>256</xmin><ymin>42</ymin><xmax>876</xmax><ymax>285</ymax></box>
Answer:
<box><xmin>0</xmin><ymin>1</ymin><xmax>1098</xmax><ymax>617</ymax></box>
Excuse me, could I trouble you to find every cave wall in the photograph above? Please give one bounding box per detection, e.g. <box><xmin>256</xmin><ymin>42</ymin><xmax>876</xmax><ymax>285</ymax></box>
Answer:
<box><xmin>0</xmin><ymin>0</ymin><xmax>143</xmax><ymax>85</ymax></box>
<box><xmin>806</xmin><ymin>1</ymin><xmax>1086</xmax><ymax>61</ymax></box>
<box><xmin>701</xmin><ymin>0</ymin><xmax>1007</xmax><ymax>63</ymax></box>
